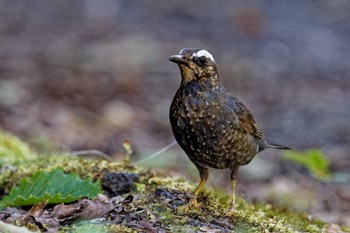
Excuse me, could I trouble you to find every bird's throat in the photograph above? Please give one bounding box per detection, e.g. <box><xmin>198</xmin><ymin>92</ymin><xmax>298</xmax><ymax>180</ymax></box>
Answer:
<box><xmin>179</xmin><ymin>64</ymin><xmax>196</xmax><ymax>84</ymax></box>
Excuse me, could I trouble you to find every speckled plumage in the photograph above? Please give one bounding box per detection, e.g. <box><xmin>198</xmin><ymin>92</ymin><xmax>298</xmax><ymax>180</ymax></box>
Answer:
<box><xmin>169</xmin><ymin>48</ymin><xmax>291</xmax><ymax>211</ymax></box>
<box><xmin>170</xmin><ymin>82</ymin><xmax>262</xmax><ymax>169</ymax></box>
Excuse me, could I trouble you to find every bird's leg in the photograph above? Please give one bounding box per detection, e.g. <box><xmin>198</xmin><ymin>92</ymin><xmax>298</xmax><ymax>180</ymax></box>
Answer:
<box><xmin>188</xmin><ymin>164</ymin><xmax>208</xmax><ymax>208</ymax></box>
<box><xmin>228</xmin><ymin>166</ymin><xmax>239</xmax><ymax>215</ymax></box>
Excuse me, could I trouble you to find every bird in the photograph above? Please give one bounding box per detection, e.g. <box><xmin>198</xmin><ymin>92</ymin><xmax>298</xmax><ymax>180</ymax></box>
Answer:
<box><xmin>168</xmin><ymin>48</ymin><xmax>291</xmax><ymax>213</ymax></box>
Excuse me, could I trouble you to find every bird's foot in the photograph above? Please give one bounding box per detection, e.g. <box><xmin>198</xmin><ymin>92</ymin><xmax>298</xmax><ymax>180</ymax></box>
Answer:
<box><xmin>177</xmin><ymin>197</ymin><xmax>200</xmax><ymax>213</ymax></box>
<box><xmin>226</xmin><ymin>201</ymin><xmax>239</xmax><ymax>217</ymax></box>
<box><xmin>188</xmin><ymin>197</ymin><xmax>200</xmax><ymax>208</ymax></box>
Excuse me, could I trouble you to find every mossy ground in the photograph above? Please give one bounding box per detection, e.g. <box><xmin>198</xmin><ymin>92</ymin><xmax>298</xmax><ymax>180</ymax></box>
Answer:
<box><xmin>1</xmin><ymin>154</ymin><xmax>348</xmax><ymax>233</ymax></box>
<box><xmin>0</xmin><ymin>130</ymin><xmax>348</xmax><ymax>232</ymax></box>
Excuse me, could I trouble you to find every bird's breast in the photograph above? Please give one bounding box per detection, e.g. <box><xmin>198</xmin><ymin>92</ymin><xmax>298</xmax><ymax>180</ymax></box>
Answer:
<box><xmin>170</xmin><ymin>87</ymin><xmax>247</xmax><ymax>169</ymax></box>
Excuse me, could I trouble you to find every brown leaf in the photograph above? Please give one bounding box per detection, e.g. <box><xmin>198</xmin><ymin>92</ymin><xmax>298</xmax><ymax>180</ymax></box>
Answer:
<box><xmin>22</xmin><ymin>215</ymin><xmax>60</xmax><ymax>232</ymax></box>
<box><xmin>27</xmin><ymin>200</ymin><xmax>48</xmax><ymax>218</ymax></box>
<box><xmin>137</xmin><ymin>220</ymin><xmax>157</xmax><ymax>233</ymax></box>
<box><xmin>79</xmin><ymin>198</ymin><xmax>116</xmax><ymax>219</ymax></box>
<box><xmin>50</xmin><ymin>194</ymin><xmax>124</xmax><ymax>221</ymax></box>
<box><xmin>51</xmin><ymin>203</ymin><xmax>81</xmax><ymax>219</ymax></box>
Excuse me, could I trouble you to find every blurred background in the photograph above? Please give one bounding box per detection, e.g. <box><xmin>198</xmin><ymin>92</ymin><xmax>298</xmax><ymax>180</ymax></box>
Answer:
<box><xmin>0</xmin><ymin>0</ymin><xmax>349</xmax><ymax>227</ymax></box>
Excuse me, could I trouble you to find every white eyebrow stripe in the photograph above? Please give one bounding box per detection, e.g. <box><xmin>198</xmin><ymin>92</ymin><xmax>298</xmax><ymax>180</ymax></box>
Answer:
<box><xmin>195</xmin><ymin>50</ymin><xmax>215</xmax><ymax>62</ymax></box>
<box><xmin>179</xmin><ymin>48</ymin><xmax>187</xmax><ymax>54</ymax></box>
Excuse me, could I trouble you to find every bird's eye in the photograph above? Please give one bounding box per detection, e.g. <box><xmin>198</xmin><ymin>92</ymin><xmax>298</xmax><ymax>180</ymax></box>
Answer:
<box><xmin>198</xmin><ymin>56</ymin><xmax>207</xmax><ymax>64</ymax></box>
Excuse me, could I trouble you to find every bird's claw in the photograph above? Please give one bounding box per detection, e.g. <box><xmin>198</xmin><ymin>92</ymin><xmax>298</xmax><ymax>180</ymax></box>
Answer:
<box><xmin>178</xmin><ymin>197</ymin><xmax>201</xmax><ymax>213</ymax></box>
<box><xmin>188</xmin><ymin>197</ymin><xmax>199</xmax><ymax>208</ymax></box>
<box><xmin>226</xmin><ymin>202</ymin><xmax>239</xmax><ymax>217</ymax></box>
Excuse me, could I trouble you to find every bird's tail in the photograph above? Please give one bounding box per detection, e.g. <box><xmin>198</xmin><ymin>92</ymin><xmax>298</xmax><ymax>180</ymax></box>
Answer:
<box><xmin>266</xmin><ymin>141</ymin><xmax>292</xmax><ymax>150</ymax></box>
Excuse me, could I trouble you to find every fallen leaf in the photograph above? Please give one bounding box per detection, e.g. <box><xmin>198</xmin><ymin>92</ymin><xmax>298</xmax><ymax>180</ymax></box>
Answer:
<box><xmin>27</xmin><ymin>200</ymin><xmax>48</xmax><ymax>218</ymax></box>
<box><xmin>79</xmin><ymin>198</ymin><xmax>116</xmax><ymax>219</ymax></box>
<box><xmin>137</xmin><ymin>220</ymin><xmax>157</xmax><ymax>233</ymax></box>
<box><xmin>51</xmin><ymin>203</ymin><xmax>81</xmax><ymax>219</ymax></box>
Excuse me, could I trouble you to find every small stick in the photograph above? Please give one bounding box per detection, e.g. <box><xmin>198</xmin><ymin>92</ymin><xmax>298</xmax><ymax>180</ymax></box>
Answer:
<box><xmin>133</xmin><ymin>140</ymin><xmax>177</xmax><ymax>164</ymax></box>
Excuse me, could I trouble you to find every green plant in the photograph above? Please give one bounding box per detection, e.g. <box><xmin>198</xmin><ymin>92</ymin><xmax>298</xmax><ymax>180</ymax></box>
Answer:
<box><xmin>283</xmin><ymin>149</ymin><xmax>331</xmax><ymax>181</ymax></box>
<box><xmin>0</xmin><ymin>168</ymin><xmax>101</xmax><ymax>208</ymax></box>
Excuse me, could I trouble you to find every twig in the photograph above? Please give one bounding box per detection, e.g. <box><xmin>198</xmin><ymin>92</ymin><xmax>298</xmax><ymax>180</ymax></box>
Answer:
<box><xmin>133</xmin><ymin>140</ymin><xmax>177</xmax><ymax>164</ymax></box>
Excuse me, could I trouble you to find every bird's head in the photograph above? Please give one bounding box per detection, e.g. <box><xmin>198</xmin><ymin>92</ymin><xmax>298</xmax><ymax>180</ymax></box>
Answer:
<box><xmin>169</xmin><ymin>48</ymin><xmax>218</xmax><ymax>85</ymax></box>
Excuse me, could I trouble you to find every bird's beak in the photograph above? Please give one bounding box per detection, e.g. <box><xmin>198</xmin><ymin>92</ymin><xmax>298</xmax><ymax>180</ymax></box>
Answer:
<box><xmin>169</xmin><ymin>55</ymin><xmax>188</xmax><ymax>65</ymax></box>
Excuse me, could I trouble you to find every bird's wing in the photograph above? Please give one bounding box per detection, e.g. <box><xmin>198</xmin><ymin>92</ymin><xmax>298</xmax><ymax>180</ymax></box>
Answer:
<box><xmin>227</xmin><ymin>96</ymin><xmax>264</xmax><ymax>139</ymax></box>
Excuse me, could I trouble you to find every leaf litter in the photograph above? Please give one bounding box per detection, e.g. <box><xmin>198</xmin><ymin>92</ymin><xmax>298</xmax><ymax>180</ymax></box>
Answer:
<box><xmin>0</xmin><ymin>157</ymin><xmax>348</xmax><ymax>232</ymax></box>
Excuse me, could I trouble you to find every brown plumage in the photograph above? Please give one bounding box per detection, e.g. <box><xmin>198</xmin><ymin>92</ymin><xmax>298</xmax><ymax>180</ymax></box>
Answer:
<box><xmin>169</xmin><ymin>48</ymin><xmax>291</xmax><ymax>212</ymax></box>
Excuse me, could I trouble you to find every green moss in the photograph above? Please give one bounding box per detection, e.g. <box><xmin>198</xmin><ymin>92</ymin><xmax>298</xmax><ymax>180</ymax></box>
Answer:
<box><xmin>0</xmin><ymin>129</ymin><xmax>348</xmax><ymax>232</ymax></box>
<box><xmin>0</xmin><ymin>154</ymin><xmax>141</xmax><ymax>194</ymax></box>
<box><xmin>0</xmin><ymin>129</ymin><xmax>37</xmax><ymax>165</ymax></box>
<box><xmin>63</xmin><ymin>220</ymin><xmax>136</xmax><ymax>233</ymax></box>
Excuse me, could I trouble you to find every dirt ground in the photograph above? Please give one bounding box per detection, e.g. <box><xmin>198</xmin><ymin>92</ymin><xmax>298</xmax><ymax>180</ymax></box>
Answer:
<box><xmin>0</xmin><ymin>1</ymin><xmax>349</xmax><ymax>227</ymax></box>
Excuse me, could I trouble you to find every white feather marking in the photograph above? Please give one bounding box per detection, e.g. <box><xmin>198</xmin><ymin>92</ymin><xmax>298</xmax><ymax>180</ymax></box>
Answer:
<box><xmin>179</xmin><ymin>48</ymin><xmax>187</xmax><ymax>54</ymax></box>
<box><xmin>195</xmin><ymin>50</ymin><xmax>215</xmax><ymax>62</ymax></box>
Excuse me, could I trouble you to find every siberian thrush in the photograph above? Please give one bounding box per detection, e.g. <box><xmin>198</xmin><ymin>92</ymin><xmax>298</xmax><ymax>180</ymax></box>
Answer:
<box><xmin>169</xmin><ymin>48</ymin><xmax>291</xmax><ymax>212</ymax></box>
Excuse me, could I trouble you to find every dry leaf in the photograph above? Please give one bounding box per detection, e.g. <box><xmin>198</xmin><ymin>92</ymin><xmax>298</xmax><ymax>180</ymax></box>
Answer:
<box><xmin>51</xmin><ymin>203</ymin><xmax>81</xmax><ymax>219</ymax></box>
<box><xmin>27</xmin><ymin>200</ymin><xmax>48</xmax><ymax>218</ymax></box>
